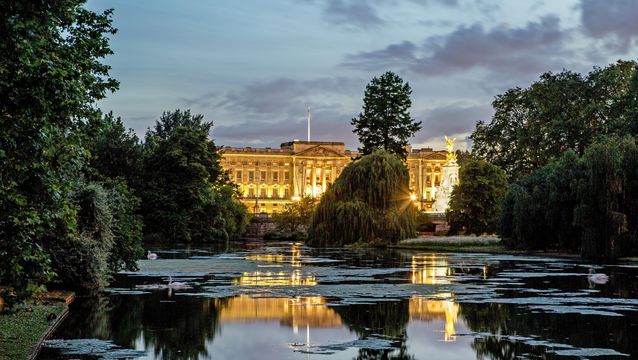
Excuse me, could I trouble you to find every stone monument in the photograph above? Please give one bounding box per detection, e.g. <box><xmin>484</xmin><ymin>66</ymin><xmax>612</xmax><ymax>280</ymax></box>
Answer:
<box><xmin>432</xmin><ymin>136</ymin><xmax>460</xmax><ymax>213</ymax></box>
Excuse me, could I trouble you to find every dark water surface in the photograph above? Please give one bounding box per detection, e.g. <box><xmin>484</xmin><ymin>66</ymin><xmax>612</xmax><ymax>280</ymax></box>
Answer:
<box><xmin>38</xmin><ymin>243</ymin><xmax>638</xmax><ymax>359</ymax></box>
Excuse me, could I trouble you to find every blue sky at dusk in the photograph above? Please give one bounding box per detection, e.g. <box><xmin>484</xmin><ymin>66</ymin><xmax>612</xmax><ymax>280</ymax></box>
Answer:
<box><xmin>86</xmin><ymin>0</ymin><xmax>638</xmax><ymax>150</ymax></box>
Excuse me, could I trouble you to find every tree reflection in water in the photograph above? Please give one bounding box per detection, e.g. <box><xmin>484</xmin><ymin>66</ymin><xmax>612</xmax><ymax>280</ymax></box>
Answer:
<box><xmin>460</xmin><ymin>302</ymin><xmax>638</xmax><ymax>359</ymax></box>
<box><xmin>54</xmin><ymin>291</ymin><xmax>225</xmax><ymax>360</ymax></box>
<box><xmin>334</xmin><ymin>300</ymin><xmax>415</xmax><ymax>360</ymax></box>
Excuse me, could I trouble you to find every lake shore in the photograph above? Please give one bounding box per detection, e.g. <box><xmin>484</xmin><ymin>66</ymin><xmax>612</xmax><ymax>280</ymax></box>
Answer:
<box><xmin>0</xmin><ymin>291</ymin><xmax>74</xmax><ymax>360</ymax></box>
<box><xmin>392</xmin><ymin>235</ymin><xmax>579</xmax><ymax>258</ymax></box>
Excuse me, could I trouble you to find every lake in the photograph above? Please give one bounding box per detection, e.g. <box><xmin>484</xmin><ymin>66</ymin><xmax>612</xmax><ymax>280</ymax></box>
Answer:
<box><xmin>38</xmin><ymin>243</ymin><xmax>638</xmax><ymax>359</ymax></box>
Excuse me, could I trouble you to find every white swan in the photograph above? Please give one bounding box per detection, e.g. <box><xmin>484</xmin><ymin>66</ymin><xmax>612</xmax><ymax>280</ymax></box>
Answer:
<box><xmin>147</xmin><ymin>250</ymin><xmax>158</xmax><ymax>260</ymax></box>
<box><xmin>588</xmin><ymin>268</ymin><xmax>609</xmax><ymax>285</ymax></box>
<box><xmin>167</xmin><ymin>276</ymin><xmax>190</xmax><ymax>289</ymax></box>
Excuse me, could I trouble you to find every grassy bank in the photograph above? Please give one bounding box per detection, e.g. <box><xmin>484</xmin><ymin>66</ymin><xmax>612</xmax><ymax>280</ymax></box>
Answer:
<box><xmin>0</xmin><ymin>292</ymin><xmax>71</xmax><ymax>360</ymax></box>
<box><xmin>392</xmin><ymin>235</ymin><xmax>506</xmax><ymax>252</ymax></box>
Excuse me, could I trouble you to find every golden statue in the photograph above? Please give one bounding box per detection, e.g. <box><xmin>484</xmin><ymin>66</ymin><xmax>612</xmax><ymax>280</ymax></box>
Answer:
<box><xmin>445</xmin><ymin>136</ymin><xmax>457</xmax><ymax>164</ymax></box>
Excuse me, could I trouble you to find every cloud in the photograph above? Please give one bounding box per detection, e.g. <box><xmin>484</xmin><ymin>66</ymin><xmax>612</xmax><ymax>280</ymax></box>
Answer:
<box><xmin>214</xmin><ymin>108</ymin><xmax>358</xmax><ymax>148</ymax></box>
<box><xmin>306</xmin><ymin>0</ymin><xmax>466</xmax><ymax>30</ymax></box>
<box><xmin>216</xmin><ymin>77</ymin><xmax>362</xmax><ymax>116</ymax></box>
<box><xmin>580</xmin><ymin>0</ymin><xmax>638</xmax><ymax>39</ymax></box>
<box><xmin>323</xmin><ymin>0</ymin><xmax>385</xmax><ymax>29</ymax></box>
<box><xmin>345</xmin><ymin>16</ymin><xmax>572</xmax><ymax>78</ymax></box>
<box><xmin>413</xmin><ymin>103</ymin><xmax>492</xmax><ymax>144</ymax></box>
<box><xmin>209</xmin><ymin>76</ymin><xmax>364</xmax><ymax>148</ymax></box>
<box><xmin>343</xmin><ymin>41</ymin><xmax>418</xmax><ymax>71</ymax></box>
<box><xmin>580</xmin><ymin>0</ymin><xmax>638</xmax><ymax>51</ymax></box>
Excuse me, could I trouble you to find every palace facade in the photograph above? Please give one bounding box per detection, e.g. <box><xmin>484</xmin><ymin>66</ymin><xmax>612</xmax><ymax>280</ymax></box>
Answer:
<box><xmin>220</xmin><ymin>140</ymin><xmax>449</xmax><ymax>214</ymax></box>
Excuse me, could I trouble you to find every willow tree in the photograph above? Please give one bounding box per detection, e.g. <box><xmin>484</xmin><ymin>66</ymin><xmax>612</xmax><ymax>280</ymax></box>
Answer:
<box><xmin>308</xmin><ymin>150</ymin><xmax>417</xmax><ymax>246</ymax></box>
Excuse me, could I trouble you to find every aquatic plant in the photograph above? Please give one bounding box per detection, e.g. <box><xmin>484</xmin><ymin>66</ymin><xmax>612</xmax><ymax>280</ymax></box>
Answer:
<box><xmin>308</xmin><ymin>150</ymin><xmax>417</xmax><ymax>246</ymax></box>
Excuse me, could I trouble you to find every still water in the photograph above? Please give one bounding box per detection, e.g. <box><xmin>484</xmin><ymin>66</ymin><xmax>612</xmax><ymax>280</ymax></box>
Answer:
<box><xmin>39</xmin><ymin>243</ymin><xmax>638</xmax><ymax>359</ymax></box>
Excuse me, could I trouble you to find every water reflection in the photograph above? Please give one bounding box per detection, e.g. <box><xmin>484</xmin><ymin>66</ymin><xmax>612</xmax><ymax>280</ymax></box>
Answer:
<box><xmin>217</xmin><ymin>295</ymin><xmax>342</xmax><ymax>329</ymax></box>
<box><xmin>245</xmin><ymin>242</ymin><xmax>303</xmax><ymax>267</ymax></box>
<box><xmin>411</xmin><ymin>254</ymin><xmax>451</xmax><ymax>285</ymax></box>
<box><xmin>39</xmin><ymin>246</ymin><xmax>638</xmax><ymax>359</ymax></box>
<box><xmin>409</xmin><ymin>295</ymin><xmax>459</xmax><ymax>342</ymax></box>
<box><xmin>232</xmin><ymin>270</ymin><xmax>317</xmax><ymax>286</ymax></box>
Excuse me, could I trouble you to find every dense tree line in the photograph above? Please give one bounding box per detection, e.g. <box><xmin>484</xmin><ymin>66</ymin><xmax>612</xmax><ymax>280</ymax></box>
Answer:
<box><xmin>500</xmin><ymin>137</ymin><xmax>638</xmax><ymax>260</ymax></box>
<box><xmin>0</xmin><ymin>1</ymin><xmax>247</xmax><ymax>306</ymax></box>
<box><xmin>471</xmin><ymin>60</ymin><xmax>638</xmax><ymax>181</ymax></box>
<box><xmin>467</xmin><ymin>60</ymin><xmax>638</xmax><ymax>260</ymax></box>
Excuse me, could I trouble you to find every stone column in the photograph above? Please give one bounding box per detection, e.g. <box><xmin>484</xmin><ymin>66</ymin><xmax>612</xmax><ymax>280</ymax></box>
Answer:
<box><xmin>312</xmin><ymin>164</ymin><xmax>317</xmax><ymax>197</ymax></box>
<box><xmin>321</xmin><ymin>165</ymin><xmax>327</xmax><ymax>193</ymax></box>
<box><xmin>292</xmin><ymin>157</ymin><xmax>298</xmax><ymax>197</ymax></box>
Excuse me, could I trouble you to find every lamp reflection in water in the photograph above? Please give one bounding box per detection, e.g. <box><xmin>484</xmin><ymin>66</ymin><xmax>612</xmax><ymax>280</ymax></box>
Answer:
<box><xmin>245</xmin><ymin>243</ymin><xmax>303</xmax><ymax>268</ymax></box>
<box><xmin>410</xmin><ymin>294</ymin><xmax>459</xmax><ymax>342</ymax></box>
<box><xmin>411</xmin><ymin>254</ymin><xmax>451</xmax><ymax>285</ymax></box>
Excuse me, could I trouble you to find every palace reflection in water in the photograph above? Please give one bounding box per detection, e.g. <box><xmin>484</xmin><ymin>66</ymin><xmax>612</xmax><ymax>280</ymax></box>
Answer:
<box><xmin>39</xmin><ymin>245</ymin><xmax>638</xmax><ymax>359</ymax></box>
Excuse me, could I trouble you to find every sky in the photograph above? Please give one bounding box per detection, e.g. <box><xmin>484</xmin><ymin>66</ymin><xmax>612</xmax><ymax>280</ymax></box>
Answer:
<box><xmin>86</xmin><ymin>0</ymin><xmax>638</xmax><ymax>151</ymax></box>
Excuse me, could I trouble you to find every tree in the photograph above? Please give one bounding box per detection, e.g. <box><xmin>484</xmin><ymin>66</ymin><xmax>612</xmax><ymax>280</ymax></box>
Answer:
<box><xmin>271</xmin><ymin>196</ymin><xmax>317</xmax><ymax>236</ymax></box>
<box><xmin>141</xmin><ymin>110</ymin><xmax>248</xmax><ymax>243</ymax></box>
<box><xmin>447</xmin><ymin>158</ymin><xmax>508</xmax><ymax>235</ymax></box>
<box><xmin>471</xmin><ymin>61</ymin><xmax>637</xmax><ymax>181</ymax></box>
<box><xmin>499</xmin><ymin>137</ymin><xmax>638</xmax><ymax>259</ymax></box>
<box><xmin>575</xmin><ymin>136</ymin><xmax>638</xmax><ymax>261</ymax></box>
<box><xmin>80</xmin><ymin>112</ymin><xmax>144</xmax><ymax>272</ymax></box>
<box><xmin>309</xmin><ymin>150</ymin><xmax>417</xmax><ymax>246</ymax></box>
<box><xmin>0</xmin><ymin>1</ymin><xmax>118</xmax><ymax>301</ymax></box>
<box><xmin>351</xmin><ymin>71</ymin><xmax>421</xmax><ymax>160</ymax></box>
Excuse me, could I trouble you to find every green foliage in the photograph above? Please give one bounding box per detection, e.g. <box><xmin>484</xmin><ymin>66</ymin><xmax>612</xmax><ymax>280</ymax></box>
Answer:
<box><xmin>80</xmin><ymin>112</ymin><xmax>144</xmax><ymax>272</ymax></box>
<box><xmin>500</xmin><ymin>137</ymin><xmax>638</xmax><ymax>260</ymax></box>
<box><xmin>141</xmin><ymin>110</ymin><xmax>248</xmax><ymax>243</ymax></box>
<box><xmin>271</xmin><ymin>196</ymin><xmax>317</xmax><ymax>236</ymax></box>
<box><xmin>82</xmin><ymin>112</ymin><xmax>144</xmax><ymax>188</ymax></box>
<box><xmin>351</xmin><ymin>71</ymin><xmax>421</xmax><ymax>160</ymax></box>
<box><xmin>471</xmin><ymin>61</ymin><xmax>637</xmax><ymax>181</ymax></box>
<box><xmin>46</xmin><ymin>182</ymin><xmax>114</xmax><ymax>292</ymax></box>
<box><xmin>309</xmin><ymin>150</ymin><xmax>417</xmax><ymax>246</ymax></box>
<box><xmin>0</xmin><ymin>1</ymin><xmax>117</xmax><ymax>300</ymax></box>
<box><xmin>575</xmin><ymin>136</ymin><xmax>638</xmax><ymax>260</ymax></box>
<box><xmin>103</xmin><ymin>179</ymin><xmax>144</xmax><ymax>272</ymax></box>
<box><xmin>500</xmin><ymin>150</ymin><xmax>585</xmax><ymax>250</ymax></box>
<box><xmin>447</xmin><ymin>159</ymin><xmax>508</xmax><ymax>235</ymax></box>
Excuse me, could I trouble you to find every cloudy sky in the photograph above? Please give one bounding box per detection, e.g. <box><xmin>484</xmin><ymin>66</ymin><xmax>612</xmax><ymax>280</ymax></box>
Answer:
<box><xmin>86</xmin><ymin>0</ymin><xmax>638</xmax><ymax>151</ymax></box>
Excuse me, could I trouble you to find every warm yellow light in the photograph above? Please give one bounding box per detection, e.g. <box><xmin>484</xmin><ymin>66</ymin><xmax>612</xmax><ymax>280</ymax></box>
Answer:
<box><xmin>291</xmin><ymin>196</ymin><xmax>301</xmax><ymax>201</ymax></box>
<box><xmin>410</xmin><ymin>193</ymin><xmax>417</xmax><ymax>201</ymax></box>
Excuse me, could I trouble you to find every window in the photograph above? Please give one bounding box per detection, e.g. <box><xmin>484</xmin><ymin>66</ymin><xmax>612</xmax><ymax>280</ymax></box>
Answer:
<box><xmin>284</xmin><ymin>171</ymin><xmax>290</xmax><ymax>182</ymax></box>
<box><xmin>260</xmin><ymin>188</ymin><xmax>267</xmax><ymax>198</ymax></box>
<box><xmin>248</xmin><ymin>171</ymin><xmax>254</xmax><ymax>183</ymax></box>
<box><xmin>236</xmin><ymin>170</ymin><xmax>242</xmax><ymax>183</ymax></box>
<box><xmin>248</xmin><ymin>187</ymin><xmax>254</xmax><ymax>197</ymax></box>
<box><xmin>273</xmin><ymin>172</ymin><xmax>278</xmax><ymax>182</ymax></box>
<box><xmin>426</xmin><ymin>175</ymin><xmax>431</xmax><ymax>186</ymax></box>
<box><xmin>435</xmin><ymin>175</ymin><xmax>440</xmax><ymax>186</ymax></box>
<box><xmin>260</xmin><ymin>171</ymin><xmax>267</xmax><ymax>184</ymax></box>
<box><xmin>284</xmin><ymin>188</ymin><xmax>290</xmax><ymax>198</ymax></box>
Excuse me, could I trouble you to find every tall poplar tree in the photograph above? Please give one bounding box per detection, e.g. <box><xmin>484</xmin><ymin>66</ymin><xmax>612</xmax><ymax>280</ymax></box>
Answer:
<box><xmin>351</xmin><ymin>71</ymin><xmax>421</xmax><ymax>160</ymax></box>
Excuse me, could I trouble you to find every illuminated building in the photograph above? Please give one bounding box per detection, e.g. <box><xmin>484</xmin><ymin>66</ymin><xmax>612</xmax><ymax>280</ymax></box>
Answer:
<box><xmin>220</xmin><ymin>140</ymin><xmax>450</xmax><ymax>213</ymax></box>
